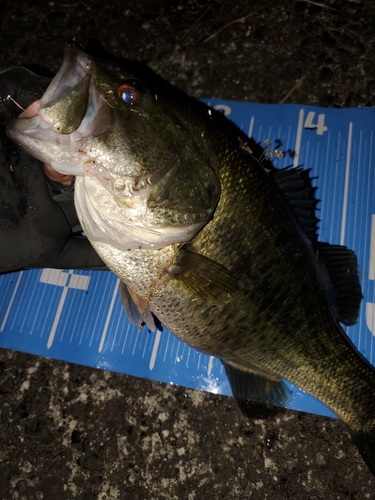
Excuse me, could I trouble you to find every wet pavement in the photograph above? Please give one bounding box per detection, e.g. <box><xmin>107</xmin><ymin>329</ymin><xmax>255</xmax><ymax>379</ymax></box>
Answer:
<box><xmin>1</xmin><ymin>0</ymin><xmax>375</xmax><ymax>498</ymax></box>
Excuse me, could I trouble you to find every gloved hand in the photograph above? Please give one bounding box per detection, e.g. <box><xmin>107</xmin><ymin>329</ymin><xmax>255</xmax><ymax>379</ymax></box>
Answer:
<box><xmin>0</xmin><ymin>67</ymin><xmax>106</xmax><ymax>272</ymax></box>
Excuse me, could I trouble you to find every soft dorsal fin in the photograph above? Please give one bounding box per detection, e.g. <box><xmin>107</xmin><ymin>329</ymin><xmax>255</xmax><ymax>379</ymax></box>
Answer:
<box><xmin>316</xmin><ymin>242</ymin><xmax>363</xmax><ymax>326</ymax></box>
<box><xmin>272</xmin><ymin>166</ymin><xmax>319</xmax><ymax>243</ymax></box>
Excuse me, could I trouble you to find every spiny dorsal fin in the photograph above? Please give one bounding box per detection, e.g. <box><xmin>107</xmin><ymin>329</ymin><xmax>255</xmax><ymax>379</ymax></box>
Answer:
<box><xmin>272</xmin><ymin>166</ymin><xmax>320</xmax><ymax>243</ymax></box>
<box><xmin>316</xmin><ymin>242</ymin><xmax>363</xmax><ymax>326</ymax></box>
<box><xmin>169</xmin><ymin>248</ymin><xmax>238</xmax><ymax>303</ymax></box>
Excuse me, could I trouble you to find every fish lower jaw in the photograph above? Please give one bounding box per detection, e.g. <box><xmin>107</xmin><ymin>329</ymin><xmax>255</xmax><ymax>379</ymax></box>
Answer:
<box><xmin>7</xmin><ymin>116</ymin><xmax>89</xmax><ymax>176</ymax></box>
<box><xmin>80</xmin><ymin>209</ymin><xmax>206</xmax><ymax>251</ymax></box>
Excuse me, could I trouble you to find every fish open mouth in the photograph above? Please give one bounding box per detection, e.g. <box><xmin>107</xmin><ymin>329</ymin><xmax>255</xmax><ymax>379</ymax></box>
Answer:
<box><xmin>7</xmin><ymin>42</ymin><xmax>113</xmax><ymax>176</ymax></box>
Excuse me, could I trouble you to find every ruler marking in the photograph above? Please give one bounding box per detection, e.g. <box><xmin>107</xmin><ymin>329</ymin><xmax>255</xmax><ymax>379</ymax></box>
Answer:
<box><xmin>340</xmin><ymin>122</ymin><xmax>353</xmax><ymax>245</ymax></box>
<box><xmin>149</xmin><ymin>329</ymin><xmax>162</xmax><ymax>370</ymax></box>
<box><xmin>294</xmin><ymin>108</ymin><xmax>304</xmax><ymax>167</ymax></box>
<box><xmin>98</xmin><ymin>278</ymin><xmax>119</xmax><ymax>353</ymax></box>
<box><xmin>1</xmin><ymin>271</ymin><xmax>23</xmax><ymax>332</ymax></box>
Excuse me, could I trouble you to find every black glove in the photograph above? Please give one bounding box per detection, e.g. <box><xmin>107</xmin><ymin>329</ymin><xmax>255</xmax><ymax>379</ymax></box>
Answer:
<box><xmin>0</xmin><ymin>67</ymin><xmax>106</xmax><ymax>272</ymax></box>
<box><xmin>0</xmin><ymin>66</ymin><xmax>52</xmax><ymax>126</ymax></box>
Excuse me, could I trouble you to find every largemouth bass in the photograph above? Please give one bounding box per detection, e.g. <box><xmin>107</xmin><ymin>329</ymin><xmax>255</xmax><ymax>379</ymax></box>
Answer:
<box><xmin>6</xmin><ymin>42</ymin><xmax>375</xmax><ymax>476</ymax></box>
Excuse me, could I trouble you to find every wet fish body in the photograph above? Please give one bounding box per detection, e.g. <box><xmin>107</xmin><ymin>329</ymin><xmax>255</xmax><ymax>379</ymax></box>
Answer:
<box><xmin>6</xmin><ymin>43</ymin><xmax>375</xmax><ymax>476</ymax></box>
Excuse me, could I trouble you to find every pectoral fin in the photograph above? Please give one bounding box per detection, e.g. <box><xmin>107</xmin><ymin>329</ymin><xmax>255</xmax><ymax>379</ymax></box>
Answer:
<box><xmin>169</xmin><ymin>248</ymin><xmax>238</xmax><ymax>302</ymax></box>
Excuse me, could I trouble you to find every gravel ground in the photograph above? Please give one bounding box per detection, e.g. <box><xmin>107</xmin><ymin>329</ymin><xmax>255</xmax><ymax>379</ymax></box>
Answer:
<box><xmin>1</xmin><ymin>0</ymin><xmax>375</xmax><ymax>498</ymax></box>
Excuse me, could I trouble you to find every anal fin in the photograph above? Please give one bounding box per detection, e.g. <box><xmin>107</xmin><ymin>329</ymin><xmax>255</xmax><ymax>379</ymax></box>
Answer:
<box><xmin>223</xmin><ymin>360</ymin><xmax>290</xmax><ymax>418</ymax></box>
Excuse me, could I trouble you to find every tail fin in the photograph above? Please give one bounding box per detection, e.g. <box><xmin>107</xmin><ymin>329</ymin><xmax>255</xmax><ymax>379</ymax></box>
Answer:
<box><xmin>350</xmin><ymin>429</ymin><xmax>375</xmax><ymax>477</ymax></box>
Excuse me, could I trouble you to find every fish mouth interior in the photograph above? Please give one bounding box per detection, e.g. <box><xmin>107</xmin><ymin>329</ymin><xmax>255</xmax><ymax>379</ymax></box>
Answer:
<box><xmin>12</xmin><ymin>45</ymin><xmax>90</xmax><ymax>122</ymax></box>
<box><xmin>19</xmin><ymin>99</ymin><xmax>42</xmax><ymax>119</ymax></box>
<box><xmin>40</xmin><ymin>44</ymin><xmax>92</xmax><ymax>110</ymax></box>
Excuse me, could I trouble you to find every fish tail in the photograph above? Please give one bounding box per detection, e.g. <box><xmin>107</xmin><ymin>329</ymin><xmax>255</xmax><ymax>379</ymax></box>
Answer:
<box><xmin>350</xmin><ymin>428</ymin><xmax>375</xmax><ymax>476</ymax></box>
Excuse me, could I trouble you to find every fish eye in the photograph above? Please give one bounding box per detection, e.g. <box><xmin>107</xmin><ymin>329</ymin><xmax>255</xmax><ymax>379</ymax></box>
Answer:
<box><xmin>117</xmin><ymin>82</ymin><xmax>142</xmax><ymax>105</ymax></box>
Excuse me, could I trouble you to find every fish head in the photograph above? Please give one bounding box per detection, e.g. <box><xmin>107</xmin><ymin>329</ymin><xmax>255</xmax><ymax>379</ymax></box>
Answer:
<box><xmin>7</xmin><ymin>43</ymin><xmax>220</xmax><ymax>250</ymax></box>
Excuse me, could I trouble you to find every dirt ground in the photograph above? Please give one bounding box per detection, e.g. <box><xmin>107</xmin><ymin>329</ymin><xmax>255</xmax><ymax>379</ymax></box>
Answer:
<box><xmin>1</xmin><ymin>0</ymin><xmax>375</xmax><ymax>498</ymax></box>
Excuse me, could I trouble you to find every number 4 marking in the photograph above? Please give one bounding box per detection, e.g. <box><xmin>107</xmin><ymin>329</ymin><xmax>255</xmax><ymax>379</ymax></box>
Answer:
<box><xmin>304</xmin><ymin>111</ymin><xmax>328</xmax><ymax>135</ymax></box>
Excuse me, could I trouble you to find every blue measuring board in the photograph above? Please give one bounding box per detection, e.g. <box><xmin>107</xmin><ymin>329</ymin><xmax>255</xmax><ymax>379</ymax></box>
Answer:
<box><xmin>1</xmin><ymin>100</ymin><xmax>375</xmax><ymax>419</ymax></box>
